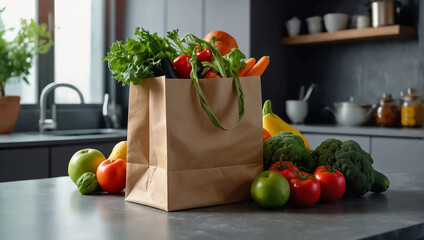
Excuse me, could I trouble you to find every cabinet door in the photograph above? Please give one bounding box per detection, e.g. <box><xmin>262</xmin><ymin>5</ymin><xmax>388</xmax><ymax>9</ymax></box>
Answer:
<box><xmin>50</xmin><ymin>142</ymin><xmax>117</xmax><ymax>177</ymax></box>
<box><xmin>0</xmin><ymin>147</ymin><xmax>49</xmax><ymax>182</ymax></box>
<box><xmin>371</xmin><ymin>137</ymin><xmax>424</xmax><ymax>174</ymax></box>
<box><xmin>303</xmin><ymin>133</ymin><xmax>371</xmax><ymax>152</ymax></box>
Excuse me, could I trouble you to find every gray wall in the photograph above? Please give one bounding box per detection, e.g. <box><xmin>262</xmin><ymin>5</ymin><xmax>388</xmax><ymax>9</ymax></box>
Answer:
<box><xmin>124</xmin><ymin>0</ymin><xmax>250</xmax><ymax>56</ymax></box>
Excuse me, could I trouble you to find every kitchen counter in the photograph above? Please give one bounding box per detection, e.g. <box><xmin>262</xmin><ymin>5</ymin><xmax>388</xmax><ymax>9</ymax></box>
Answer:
<box><xmin>0</xmin><ymin>129</ymin><xmax>127</xmax><ymax>149</ymax></box>
<box><xmin>0</xmin><ymin>172</ymin><xmax>423</xmax><ymax>240</ymax></box>
<box><xmin>292</xmin><ymin>124</ymin><xmax>424</xmax><ymax>139</ymax></box>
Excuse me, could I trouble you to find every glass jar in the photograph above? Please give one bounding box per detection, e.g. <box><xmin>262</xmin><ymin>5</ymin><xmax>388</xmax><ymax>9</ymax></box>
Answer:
<box><xmin>401</xmin><ymin>89</ymin><xmax>423</xmax><ymax>128</ymax></box>
<box><xmin>375</xmin><ymin>94</ymin><xmax>400</xmax><ymax>127</ymax></box>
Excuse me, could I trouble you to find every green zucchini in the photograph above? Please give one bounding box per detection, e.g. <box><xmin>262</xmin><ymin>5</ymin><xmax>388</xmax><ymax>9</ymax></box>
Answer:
<box><xmin>371</xmin><ymin>169</ymin><xmax>390</xmax><ymax>193</ymax></box>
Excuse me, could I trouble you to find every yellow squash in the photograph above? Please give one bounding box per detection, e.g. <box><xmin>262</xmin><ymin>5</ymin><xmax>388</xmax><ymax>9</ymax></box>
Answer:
<box><xmin>262</xmin><ymin>100</ymin><xmax>311</xmax><ymax>150</ymax></box>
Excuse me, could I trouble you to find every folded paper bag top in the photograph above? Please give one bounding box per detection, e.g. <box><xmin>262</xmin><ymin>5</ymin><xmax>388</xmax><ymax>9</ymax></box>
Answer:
<box><xmin>125</xmin><ymin>76</ymin><xmax>263</xmax><ymax>211</ymax></box>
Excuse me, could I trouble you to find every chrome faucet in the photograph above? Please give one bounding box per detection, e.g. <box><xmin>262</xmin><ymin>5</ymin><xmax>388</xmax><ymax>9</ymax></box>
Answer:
<box><xmin>39</xmin><ymin>82</ymin><xmax>85</xmax><ymax>133</ymax></box>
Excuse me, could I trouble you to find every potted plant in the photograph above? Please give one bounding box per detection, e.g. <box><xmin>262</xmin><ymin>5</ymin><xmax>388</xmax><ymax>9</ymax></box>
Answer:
<box><xmin>0</xmin><ymin>8</ymin><xmax>53</xmax><ymax>134</ymax></box>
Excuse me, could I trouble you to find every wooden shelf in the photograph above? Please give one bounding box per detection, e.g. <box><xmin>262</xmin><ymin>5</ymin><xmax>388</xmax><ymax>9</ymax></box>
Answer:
<box><xmin>282</xmin><ymin>25</ymin><xmax>417</xmax><ymax>45</ymax></box>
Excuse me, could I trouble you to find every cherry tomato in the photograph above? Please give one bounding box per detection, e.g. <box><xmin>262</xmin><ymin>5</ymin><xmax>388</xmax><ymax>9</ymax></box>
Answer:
<box><xmin>263</xmin><ymin>128</ymin><xmax>272</xmax><ymax>142</ymax></box>
<box><xmin>96</xmin><ymin>158</ymin><xmax>126</xmax><ymax>193</ymax></box>
<box><xmin>314</xmin><ymin>166</ymin><xmax>346</xmax><ymax>203</ymax></box>
<box><xmin>268</xmin><ymin>160</ymin><xmax>299</xmax><ymax>183</ymax></box>
<box><xmin>197</xmin><ymin>48</ymin><xmax>213</xmax><ymax>62</ymax></box>
<box><xmin>172</xmin><ymin>55</ymin><xmax>192</xmax><ymax>79</ymax></box>
<box><xmin>204</xmin><ymin>71</ymin><xmax>221</xmax><ymax>78</ymax></box>
<box><xmin>289</xmin><ymin>171</ymin><xmax>321</xmax><ymax>207</ymax></box>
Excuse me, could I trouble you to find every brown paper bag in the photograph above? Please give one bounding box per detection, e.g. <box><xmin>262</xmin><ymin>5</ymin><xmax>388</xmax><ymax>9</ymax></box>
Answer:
<box><xmin>125</xmin><ymin>75</ymin><xmax>263</xmax><ymax>211</ymax></box>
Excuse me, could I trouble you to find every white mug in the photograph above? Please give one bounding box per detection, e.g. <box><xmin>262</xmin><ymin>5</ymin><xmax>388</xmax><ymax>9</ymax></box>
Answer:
<box><xmin>285</xmin><ymin>100</ymin><xmax>308</xmax><ymax>124</ymax></box>
<box><xmin>306</xmin><ymin>16</ymin><xmax>322</xmax><ymax>34</ymax></box>
<box><xmin>286</xmin><ymin>17</ymin><xmax>301</xmax><ymax>37</ymax></box>
<box><xmin>357</xmin><ymin>15</ymin><xmax>370</xmax><ymax>29</ymax></box>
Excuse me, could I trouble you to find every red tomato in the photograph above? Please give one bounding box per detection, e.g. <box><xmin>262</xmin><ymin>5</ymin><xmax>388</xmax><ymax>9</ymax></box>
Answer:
<box><xmin>289</xmin><ymin>171</ymin><xmax>321</xmax><ymax>207</ymax></box>
<box><xmin>197</xmin><ymin>48</ymin><xmax>213</xmax><ymax>62</ymax></box>
<box><xmin>96</xmin><ymin>159</ymin><xmax>126</xmax><ymax>193</ymax></box>
<box><xmin>172</xmin><ymin>55</ymin><xmax>192</xmax><ymax>79</ymax></box>
<box><xmin>204</xmin><ymin>71</ymin><xmax>221</xmax><ymax>78</ymax></box>
<box><xmin>263</xmin><ymin>128</ymin><xmax>272</xmax><ymax>142</ymax></box>
<box><xmin>314</xmin><ymin>166</ymin><xmax>346</xmax><ymax>203</ymax></box>
<box><xmin>268</xmin><ymin>160</ymin><xmax>299</xmax><ymax>183</ymax></box>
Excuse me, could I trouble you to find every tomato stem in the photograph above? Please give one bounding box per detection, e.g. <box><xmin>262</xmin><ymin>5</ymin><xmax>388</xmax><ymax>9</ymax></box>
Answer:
<box><xmin>109</xmin><ymin>159</ymin><xmax>113</xmax><ymax>164</ymax></box>
<box><xmin>294</xmin><ymin>169</ymin><xmax>314</xmax><ymax>181</ymax></box>
<box><xmin>275</xmin><ymin>155</ymin><xmax>293</xmax><ymax>171</ymax></box>
<box><xmin>322</xmin><ymin>165</ymin><xmax>337</xmax><ymax>174</ymax></box>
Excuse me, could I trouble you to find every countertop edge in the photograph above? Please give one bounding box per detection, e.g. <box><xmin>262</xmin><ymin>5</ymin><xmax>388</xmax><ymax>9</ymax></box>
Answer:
<box><xmin>292</xmin><ymin>124</ymin><xmax>424</xmax><ymax>139</ymax></box>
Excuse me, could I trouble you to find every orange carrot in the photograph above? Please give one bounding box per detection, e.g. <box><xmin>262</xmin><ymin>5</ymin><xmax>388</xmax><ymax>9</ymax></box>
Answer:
<box><xmin>245</xmin><ymin>56</ymin><xmax>270</xmax><ymax>76</ymax></box>
<box><xmin>237</xmin><ymin>58</ymin><xmax>256</xmax><ymax>77</ymax></box>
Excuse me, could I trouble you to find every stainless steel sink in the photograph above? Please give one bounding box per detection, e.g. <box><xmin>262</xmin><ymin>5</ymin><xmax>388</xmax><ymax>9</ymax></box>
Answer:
<box><xmin>43</xmin><ymin>128</ymin><xmax>126</xmax><ymax>136</ymax></box>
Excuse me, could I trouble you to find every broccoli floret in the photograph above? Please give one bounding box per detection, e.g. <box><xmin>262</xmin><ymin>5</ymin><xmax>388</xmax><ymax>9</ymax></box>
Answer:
<box><xmin>311</xmin><ymin>139</ymin><xmax>375</xmax><ymax>197</ymax></box>
<box><xmin>263</xmin><ymin>131</ymin><xmax>312</xmax><ymax>172</ymax></box>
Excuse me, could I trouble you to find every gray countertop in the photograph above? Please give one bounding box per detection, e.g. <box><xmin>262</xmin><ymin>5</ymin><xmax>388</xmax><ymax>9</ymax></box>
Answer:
<box><xmin>0</xmin><ymin>129</ymin><xmax>127</xmax><ymax>149</ymax></box>
<box><xmin>292</xmin><ymin>124</ymin><xmax>424</xmax><ymax>139</ymax></box>
<box><xmin>0</xmin><ymin>171</ymin><xmax>423</xmax><ymax>240</ymax></box>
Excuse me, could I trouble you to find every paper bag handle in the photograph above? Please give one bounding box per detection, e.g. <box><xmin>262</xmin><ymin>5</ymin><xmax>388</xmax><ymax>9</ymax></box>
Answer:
<box><xmin>189</xmin><ymin>61</ymin><xmax>245</xmax><ymax>131</ymax></box>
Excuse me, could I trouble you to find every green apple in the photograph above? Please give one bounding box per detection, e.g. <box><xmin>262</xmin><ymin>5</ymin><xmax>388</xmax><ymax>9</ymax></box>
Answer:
<box><xmin>251</xmin><ymin>171</ymin><xmax>290</xmax><ymax>208</ymax></box>
<box><xmin>68</xmin><ymin>149</ymin><xmax>106</xmax><ymax>183</ymax></box>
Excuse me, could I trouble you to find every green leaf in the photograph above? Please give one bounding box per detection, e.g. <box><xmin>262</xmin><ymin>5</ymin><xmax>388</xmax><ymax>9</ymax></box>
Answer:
<box><xmin>104</xmin><ymin>27</ymin><xmax>177</xmax><ymax>86</ymax></box>
<box><xmin>223</xmin><ymin>48</ymin><xmax>246</xmax><ymax>73</ymax></box>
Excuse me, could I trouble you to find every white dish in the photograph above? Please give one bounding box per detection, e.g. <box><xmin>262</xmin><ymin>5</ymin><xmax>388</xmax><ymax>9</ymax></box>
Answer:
<box><xmin>324</xmin><ymin>13</ymin><xmax>349</xmax><ymax>33</ymax></box>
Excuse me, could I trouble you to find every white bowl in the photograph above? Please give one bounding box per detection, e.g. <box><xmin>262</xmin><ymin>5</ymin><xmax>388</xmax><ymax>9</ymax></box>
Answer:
<box><xmin>324</xmin><ymin>13</ymin><xmax>349</xmax><ymax>33</ymax></box>
<box><xmin>285</xmin><ymin>100</ymin><xmax>308</xmax><ymax>124</ymax></box>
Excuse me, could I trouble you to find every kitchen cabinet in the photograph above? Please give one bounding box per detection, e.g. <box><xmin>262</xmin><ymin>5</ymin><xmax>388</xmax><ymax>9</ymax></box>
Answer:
<box><xmin>0</xmin><ymin>130</ymin><xmax>126</xmax><ymax>182</ymax></box>
<box><xmin>0</xmin><ymin>147</ymin><xmax>49</xmax><ymax>182</ymax></box>
<box><xmin>0</xmin><ymin>142</ymin><xmax>117</xmax><ymax>182</ymax></box>
<box><xmin>371</xmin><ymin>137</ymin><xmax>424</xmax><ymax>174</ymax></box>
<box><xmin>50</xmin><ymin>142</ymin><xmax>117</xmax><ymax>177</ymax></box>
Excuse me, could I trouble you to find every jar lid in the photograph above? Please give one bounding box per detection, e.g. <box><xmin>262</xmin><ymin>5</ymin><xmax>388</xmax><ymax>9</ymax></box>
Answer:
<box><xmin>379</xmin><ymin>93</ymin><xmax>394</xmax><ymax>103</ymax></box>
<box><xmin>403</xmin><ymin>88</ymin><xmax>419</xmax><ymax>101</ymax></box>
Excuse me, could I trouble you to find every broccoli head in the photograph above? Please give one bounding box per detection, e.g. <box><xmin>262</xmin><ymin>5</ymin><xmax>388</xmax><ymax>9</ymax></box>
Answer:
<box><xmin>311</xmin><ymin>139</ymin><xmax>375</xmax><ymax>197</ymax></box>
<box><xmin>263</xmin><ymin>131</ymin><xmax>312</xmax><ymax>171</ymax></box>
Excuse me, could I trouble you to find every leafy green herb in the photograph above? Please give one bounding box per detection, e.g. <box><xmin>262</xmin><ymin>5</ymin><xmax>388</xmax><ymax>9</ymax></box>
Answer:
<box><xmin>103</xmin><ymin>27</ymin><xmax>177</xmax><ymax>86</ymax></box>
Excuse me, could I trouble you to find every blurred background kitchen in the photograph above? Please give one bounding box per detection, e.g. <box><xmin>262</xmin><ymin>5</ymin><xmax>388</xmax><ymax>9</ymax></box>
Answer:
<box><xmin>0</xmin><ymin>0</ymin><xmax>423</xmax><ymax>182</ymax></box>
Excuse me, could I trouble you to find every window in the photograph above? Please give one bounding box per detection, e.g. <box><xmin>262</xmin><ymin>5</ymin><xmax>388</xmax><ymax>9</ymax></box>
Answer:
<box><xmin>54</xmin><ymin>0</ymin><xmax>105</xmax><ymax>104</ymax></box>
<box><xmin>1</xmin><ymin>0</ymin><xmax>37</xmax><ymax>104</ymax></box>
<box><xmin>1</xmin><ymin>0</ymin><xmax>105</xmax><ymax>104</ymax></box>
